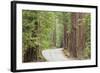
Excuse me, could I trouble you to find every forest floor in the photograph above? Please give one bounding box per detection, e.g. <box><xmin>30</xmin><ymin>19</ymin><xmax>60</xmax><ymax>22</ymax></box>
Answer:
<box><xmin>42</xmin><ymin>48</ymin><xmax>70</xmax><ymax>61</ymax></box>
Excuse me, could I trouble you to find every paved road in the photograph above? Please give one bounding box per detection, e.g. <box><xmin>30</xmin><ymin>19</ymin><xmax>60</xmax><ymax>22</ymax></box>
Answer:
<box><xmin>42</xmin><ymin>48</ymin><xmax>69</xmax><ymax>61</ymax></box>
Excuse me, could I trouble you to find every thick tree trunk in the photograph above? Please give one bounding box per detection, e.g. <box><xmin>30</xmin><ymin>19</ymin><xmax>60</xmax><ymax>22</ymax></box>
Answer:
<box><xmin>69</xmin><ymin>13</ymin><xmax>79</xmax><ymax>58</ymax></box>
<box><xmin>68</xmin><ymin>13</ymin><xmax>86</xmax><ymax>59</ymax></box>
<box><xmin>76</xmin><ymin>13</ymin><xmax>86</xmax><ymax>59</ymax></box>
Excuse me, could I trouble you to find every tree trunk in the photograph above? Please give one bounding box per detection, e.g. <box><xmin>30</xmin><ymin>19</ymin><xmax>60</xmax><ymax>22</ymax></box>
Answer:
<box><xmin>53</xmin><ymin>26</ymin><xmax>56</xmax><ymax>47</ymax></box>
<box><xmin>76</xmin><ymin>13</ymin><xmax>86</xmax><ymax>59</ymax></box>
<box><xmin>69</xmin><ymin>13</ymin><xmax>79</xmax><ymax>58</ymax></box>
<box><xmin>63</xmin><ymin>23</ymin><xmax>67</xmax><ymax>49</ymax></box>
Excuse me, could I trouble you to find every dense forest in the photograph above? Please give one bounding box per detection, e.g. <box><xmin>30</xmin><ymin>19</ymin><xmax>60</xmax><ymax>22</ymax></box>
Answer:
<box><xmin>22</xmin><ymin>10</ymin><xmax>91</xmax><ymax>63</ymax></box>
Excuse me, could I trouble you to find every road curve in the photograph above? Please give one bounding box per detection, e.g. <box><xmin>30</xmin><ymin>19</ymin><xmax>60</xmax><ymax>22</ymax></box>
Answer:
<box><xmin>42</xmin><ymin>48</ymin><xmax>69</xmax><ymax>61</ymax></box>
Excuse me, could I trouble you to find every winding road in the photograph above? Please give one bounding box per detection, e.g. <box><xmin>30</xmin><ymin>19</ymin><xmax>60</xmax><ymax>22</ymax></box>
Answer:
<box><xmin>42</xmin><ymin>48</ymin><xmax>69</xmax><ymax>61</ymax></box>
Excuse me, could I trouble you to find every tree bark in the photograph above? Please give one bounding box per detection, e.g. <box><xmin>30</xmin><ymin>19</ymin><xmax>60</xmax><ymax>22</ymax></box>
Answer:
<box><xmin>69</xmin><ymin>13</ymin><xmax>79</xmax><ymax>58</ymax></box>
<box><xmin>63</xmin><ymin>23</ymin><xmax>67</xmax><ymax>49</ymax></box>
<box><xmin>53</xmin><ymin>25</ymin><xmax>56</xmax><ymax>47</ymax></box>
<box><xmin>76</xmin><ymin>13</ymin><xmax>86</xmax><ymax>59</ymax></box>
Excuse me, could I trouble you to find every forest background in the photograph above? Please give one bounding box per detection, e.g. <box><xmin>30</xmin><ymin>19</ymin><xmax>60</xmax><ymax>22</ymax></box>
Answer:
<box><xmin>22</xmin><ymin>10</ymin><xmax>91</xmax><ymax>62</ymax></box>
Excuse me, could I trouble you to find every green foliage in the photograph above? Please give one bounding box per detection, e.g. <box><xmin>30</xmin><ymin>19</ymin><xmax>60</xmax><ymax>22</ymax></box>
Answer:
<box><xmin>22</xmin><ymin>10</ymin><xmax>91</xmax><ymax>62</ymax></box>
<box><xmin>84</xmin><ymin>14</ymin><xmax>91</xmax><ymax>59</ymax></box>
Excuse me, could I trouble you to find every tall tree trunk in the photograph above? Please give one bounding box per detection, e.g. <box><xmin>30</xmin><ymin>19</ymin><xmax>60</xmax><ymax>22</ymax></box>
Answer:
<box><xmin>69</xmin><ymin>13</ymin><xmax>79</xmax><ymax>58</ymax></box>
<box><xmin>63</xmin><ymin>23</ymin><xmax>67</xmax><ymax>49</ymax></box>
<box><xmin>53</xmin><ymin>25</ymin><xmax>56</xmax><ymax>47</ymax></box>
<box><xmin>76</xmin><ymin>13</ymin><xmax>86</xmax><ymax>59</ymax></box>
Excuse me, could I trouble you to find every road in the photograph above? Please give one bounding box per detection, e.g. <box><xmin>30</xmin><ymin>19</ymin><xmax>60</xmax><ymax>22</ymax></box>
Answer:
<box><xmin>42</xmin><ymin>48</ymin><xmax>69</xmax><ymax>61</ymax></box>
